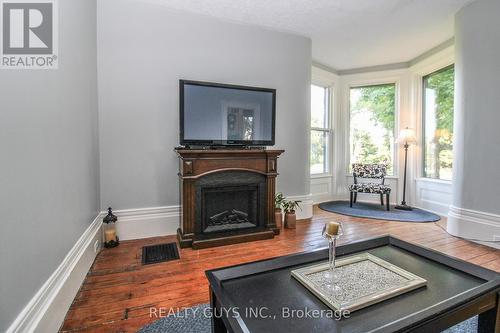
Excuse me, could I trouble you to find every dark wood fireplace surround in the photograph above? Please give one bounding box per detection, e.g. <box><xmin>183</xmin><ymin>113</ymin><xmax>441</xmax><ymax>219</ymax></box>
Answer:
<box><xmin>176</xmin><ymin>149</ymin><xmax>284</xmax><ymax>249</ymax></box>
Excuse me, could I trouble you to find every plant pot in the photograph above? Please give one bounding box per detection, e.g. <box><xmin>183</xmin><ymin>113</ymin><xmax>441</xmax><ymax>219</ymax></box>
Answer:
<box><xmin>275</xmin><ymin>208</ymin><xmax>283</xmax><ymax>229</ymax></box>
<box><xmin>285</xmin><ymin>210</ymin><xmax>296</xmax><ymax>229</ymax></box>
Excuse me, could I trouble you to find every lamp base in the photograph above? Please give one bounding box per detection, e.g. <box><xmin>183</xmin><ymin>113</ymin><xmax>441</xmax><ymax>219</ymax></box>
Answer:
<box><xmin>395</xmin><ymin>204</ymin><xmax>413</xmax><ymax>211</ymax></box>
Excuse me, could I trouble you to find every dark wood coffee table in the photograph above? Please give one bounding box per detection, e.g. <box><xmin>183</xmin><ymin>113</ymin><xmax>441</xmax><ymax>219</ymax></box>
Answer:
<box><xmin>206</xmin><ymin>236</ymin><xmax>500</xmax><ymax>333</ymax></box>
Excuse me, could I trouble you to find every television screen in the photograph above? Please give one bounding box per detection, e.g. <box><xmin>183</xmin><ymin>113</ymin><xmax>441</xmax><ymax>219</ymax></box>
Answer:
<box><xmin>180</xmin><ymin>80</ymin><xmax>276</xmax><ymax>146</ymax></box>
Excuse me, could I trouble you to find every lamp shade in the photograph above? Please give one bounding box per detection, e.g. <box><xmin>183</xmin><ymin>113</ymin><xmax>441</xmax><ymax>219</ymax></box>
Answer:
<box><xmin>397</xmin><ymin>127</ymin><xmax>417</xmax><ymax>144</ymax></box>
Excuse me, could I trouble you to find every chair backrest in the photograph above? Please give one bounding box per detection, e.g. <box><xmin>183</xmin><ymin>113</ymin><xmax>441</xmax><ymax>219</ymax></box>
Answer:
<box><xmin>352</xmin><ymin>163</ymin><xmax>387</xmax><ymax>179</ymax></box>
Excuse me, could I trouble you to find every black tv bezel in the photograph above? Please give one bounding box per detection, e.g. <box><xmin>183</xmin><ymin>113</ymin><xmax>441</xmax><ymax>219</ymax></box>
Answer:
<box><xmin>179</xmin><ymin>79</ymin><xmax>276</xmax><ymax>147</ymax></box>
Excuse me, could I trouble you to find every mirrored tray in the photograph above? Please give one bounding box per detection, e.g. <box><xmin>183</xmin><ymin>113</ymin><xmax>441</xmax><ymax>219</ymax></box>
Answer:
<box><xmin>291</xmin><ymin>253</ymin><xmax>427</xmax><ymax>313</ymax></box>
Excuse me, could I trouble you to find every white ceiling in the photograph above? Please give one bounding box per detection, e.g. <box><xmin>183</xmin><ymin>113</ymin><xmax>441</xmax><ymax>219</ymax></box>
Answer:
<box><xmin>144</xmin><ymin>0</ymin><xmax>475</xmax><ymax>70</ymax></box>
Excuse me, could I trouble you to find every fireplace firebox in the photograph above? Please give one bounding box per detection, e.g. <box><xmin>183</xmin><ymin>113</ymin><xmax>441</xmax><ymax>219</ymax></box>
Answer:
<box><xmin>176</xmin><ymin>148</ymin><xmax>284</xmax><ymax>249</ymax></box>
<box><xmin>197</xmin><ymin>172</ymin><xmax>266</xmax><ymax>234</ymax></box>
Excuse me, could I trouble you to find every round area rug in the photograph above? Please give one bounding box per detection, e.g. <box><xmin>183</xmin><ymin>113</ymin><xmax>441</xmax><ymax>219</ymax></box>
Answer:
<box><xmin>318</xmin><ymin>201</ymin><xmax>440</xmax><ymax>223</ymax></box>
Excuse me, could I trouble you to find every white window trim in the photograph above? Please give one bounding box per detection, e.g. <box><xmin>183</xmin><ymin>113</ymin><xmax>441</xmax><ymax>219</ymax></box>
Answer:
<box><xmin>344</xmin><ymin>77</ymin><xmax>401</xmax><ymax>177</ymax></box>
<box><xmin>421</xmin><ymin>65</ymin><xmax>455</xmax><ymax>181</ymax></box>
<box><xmin>409</xmin><ymin>45</ymin><xmax>454</xmax><ymax>182</ymax></box>
<box><xmin>310</xmin><ymin>85</ymin><xmax>333</xmax><ymax>177</ymax></box>
<box><xmin>310</xmin><ymin>173</ymin><xmax>333</xmax><ymax>180</ymax></box>
<box><xmin>415</xmin><ymin>177</ymin><xmax>452</xmax><ymax>185</ymax></box>
<box><xmin>310</xmin><ymin>66</ymin><xmax>340</xmax><ymax>204</ymax></box>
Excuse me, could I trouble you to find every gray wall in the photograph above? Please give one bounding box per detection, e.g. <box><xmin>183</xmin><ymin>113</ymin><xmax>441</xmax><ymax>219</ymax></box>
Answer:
<box><xmin>453</xmin><ymin>0</ymin><xmax>500</xmax><ymax>214</ymax></box>
<box><xmin>0</xmin><ymin>0</ymin><xmax>99</xmax><ymax>330</ymax></box>
<box><xmin>98</xmin><ymin>0</ymin><xmax>311</xmax><ymax>210</ymax></box>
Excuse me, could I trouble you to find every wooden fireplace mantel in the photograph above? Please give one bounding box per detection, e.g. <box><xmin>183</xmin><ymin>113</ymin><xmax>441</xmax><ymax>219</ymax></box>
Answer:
<box><xmin>176</xmin><ymin>148</ymin><xmax>284</xmax><ymax>249</ymax></box>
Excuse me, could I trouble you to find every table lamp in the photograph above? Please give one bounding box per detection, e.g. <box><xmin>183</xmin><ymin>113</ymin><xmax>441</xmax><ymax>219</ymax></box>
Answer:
<box><xmin>396</xmin><ymin>127</ymin><xmax>416</xmax><ymax>211</ymax></box>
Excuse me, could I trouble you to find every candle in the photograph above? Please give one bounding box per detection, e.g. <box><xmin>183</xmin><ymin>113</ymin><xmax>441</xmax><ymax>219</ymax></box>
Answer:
<box><xmin>326</xmin><ymin>222</ymin><xmax>340</xmax><ymax>236</ymax></box>
<box><xmin>105</xmin><ymin>229</ymin><xmax>116</xmax><ymax>242</ymax></box>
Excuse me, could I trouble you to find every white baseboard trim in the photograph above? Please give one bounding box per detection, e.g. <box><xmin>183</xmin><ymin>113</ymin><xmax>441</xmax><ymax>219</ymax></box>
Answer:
<box><xmin>415</xmin><ymin>179</ymin><xmax>452</xmax><ymax>217</ymax></box>
<box><xmin>473</xmin><ymin>240</ymin><xmax>500</xmax><ymax>250</ymax></box>
<box><xmin>417</xmin><ymin>200</ymin><xmax>450</xmax><ymax>217</ymax></box>
<box><xmin>113</xmin><ymin>197</ymin><xmax>314</xmax><ymax>239</ymax></box>
<box><xmin>410</xmin><ymin>205</ymin><xmax>448</xmax><ymax>218</ymax></box>
<box><xmin>287</xmin><ymin>194</ymin><xmax>313</xmax><ymax>220</ymax></box>
<box><xmin>413</xmin><ymin>204</ymin><xmax>449</xmax><ymax>218</ymax></box>
<box><xmin>113</xmin><ymin>205</ymin><xmax>180</xmax><ymax>240</ymax></box>
<box><xmin>6</xmin><ymin>214</ymin><xmax>102</xmax><ymax>333</ymax></box>
<box><xmin>311</xmin><ymin>194</ymin><xmax>335</xmax><ymax>205</ymax></box>
<box><xmin>447</xmin><ymin>205</ymin><xmax>500</xmax><ymax>242</ymax></box>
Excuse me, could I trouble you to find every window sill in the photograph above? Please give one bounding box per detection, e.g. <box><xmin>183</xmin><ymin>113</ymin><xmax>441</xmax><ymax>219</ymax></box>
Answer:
<box><xmin>415</xmin><ymin>177</ymin><xmax>452</xmax><ymax>185</ymax></box>
<box><xmin>311</xmin><ymin>173</ymin><xmax>333</xmax><ymax>179</ymax></box>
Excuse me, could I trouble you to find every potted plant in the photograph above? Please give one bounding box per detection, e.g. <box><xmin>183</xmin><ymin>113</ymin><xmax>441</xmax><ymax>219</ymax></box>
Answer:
<box><xmin>283</xmin><ymin>199</ymin><xmax>302</xmax><ymax>229</ymax></box>
<box><xmin>274</xmin><ymin>192</ymin><xmax>285</xmax><ymax>228</ymax></box>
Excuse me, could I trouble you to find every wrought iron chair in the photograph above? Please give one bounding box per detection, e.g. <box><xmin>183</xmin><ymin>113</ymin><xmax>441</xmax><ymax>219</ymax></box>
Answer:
<box><xmin>349</xmin><ymin>163</ymin><xmax>391</xmax><ymax>211</ymax></box>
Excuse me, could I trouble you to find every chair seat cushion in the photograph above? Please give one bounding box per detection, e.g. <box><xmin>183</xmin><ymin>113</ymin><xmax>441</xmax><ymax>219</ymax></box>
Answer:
<box><xmin>349</xmin><ymin>183</ymin><xmax>391</xmax><ymax>194</ymax></box>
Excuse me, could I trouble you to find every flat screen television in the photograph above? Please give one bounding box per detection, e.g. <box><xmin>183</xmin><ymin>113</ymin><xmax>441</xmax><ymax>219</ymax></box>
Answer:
<box><xmin>180</xmin><ymin>80</ymin><xmax>276</xmax><ymax>146</ymax></box>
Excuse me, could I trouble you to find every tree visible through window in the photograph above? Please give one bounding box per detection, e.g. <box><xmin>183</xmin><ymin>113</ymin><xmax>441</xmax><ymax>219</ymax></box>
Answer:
<box><xmin>349</xmin><ymin>84</ymin><xmax>396</xmax><ymax>175</ymax></box>
<box><xmin>423</xmin><ymin>65</ymin><xmax>454</xmax><ymax>180</ymax></box>
<box><xmin>310</xmin><ymin>85</ymin><xmax>330</xmax><ymax>175</ymax></box>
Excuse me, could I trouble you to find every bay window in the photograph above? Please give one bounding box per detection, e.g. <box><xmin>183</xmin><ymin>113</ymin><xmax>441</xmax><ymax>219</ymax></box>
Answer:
<box><xmin>310</xmin><ymin>85</ymin><xmax>331</xmax><ymax>175</ymax></box>
<box><xmin>349</xmin><ymin>84</ymin><xmax>396</xmax><ymax>175</ymax></box>
<box><xmin>423</xmin><ymin>65</ymin><xmax>454</xmax><ymax>180</ymax></box>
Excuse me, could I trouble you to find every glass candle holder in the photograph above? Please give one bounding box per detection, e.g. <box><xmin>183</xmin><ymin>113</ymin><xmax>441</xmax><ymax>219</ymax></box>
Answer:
<box><xmin>322</xmin><ymin>222</ymin><xmax>344</xmax><ymax>292</ymax></box>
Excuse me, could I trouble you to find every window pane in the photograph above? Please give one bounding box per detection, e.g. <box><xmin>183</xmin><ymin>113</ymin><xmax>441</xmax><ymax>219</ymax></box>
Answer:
<box><xmin>311</xmin><ymin>85</ymin><xmax>328</xmax><ymax>128</ymax></box>
<box><xmin>311</xmin><ymin>130</ymin><xmax>329</xmax><ymax>174</ymax></box>
<box><xmin>423</xmin><ymin>66</ymin><xmax>454</xmax><ymax>180</ymax></box>
<box><xmin>349</xmin><ymin>84</ymin><xmax>395</xmax><ymax>175</ymax></box>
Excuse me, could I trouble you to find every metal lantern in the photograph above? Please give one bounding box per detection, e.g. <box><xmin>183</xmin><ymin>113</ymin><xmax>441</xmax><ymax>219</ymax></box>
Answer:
<box><xmin>103</xmin><ymin>207</ymin><xmax>119</xmax><ymax>248</ymax></box>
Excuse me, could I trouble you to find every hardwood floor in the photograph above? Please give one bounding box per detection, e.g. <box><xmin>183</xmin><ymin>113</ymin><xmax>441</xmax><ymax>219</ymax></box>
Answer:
<box><xmin>60</xmin><ymin>206</ymin><xmax>500</xmax><ymax>332</ymax></box>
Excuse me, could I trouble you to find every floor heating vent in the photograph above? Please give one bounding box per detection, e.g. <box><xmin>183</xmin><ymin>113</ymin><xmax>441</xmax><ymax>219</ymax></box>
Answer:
<box><xmin>142</xmin><ymin>242</ymin><xmax>180</xmax><ymax>265</ymax></box>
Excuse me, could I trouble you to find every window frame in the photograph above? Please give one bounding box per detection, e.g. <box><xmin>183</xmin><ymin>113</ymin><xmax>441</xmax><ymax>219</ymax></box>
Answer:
<box><xmin>310</xmin><ymin>84</ymin><xmax>333</xmax><ymax>177</ymax></box>
<box><xmin>347</xmin><ymin>82</ymin><xmax>399</xmax><ymax>177</ymax></box>
<box><xmin>421</xmin><ymin>64</ymin><xmax>455</xmax><ymax>181</ymax></box>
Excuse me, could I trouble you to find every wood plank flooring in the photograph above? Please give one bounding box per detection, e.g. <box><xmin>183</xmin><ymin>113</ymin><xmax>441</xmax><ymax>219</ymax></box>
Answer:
<box><xmin>60</xmin><ymin>206</ymin><xmax>500</xmax><ymax>332</ymax></box>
